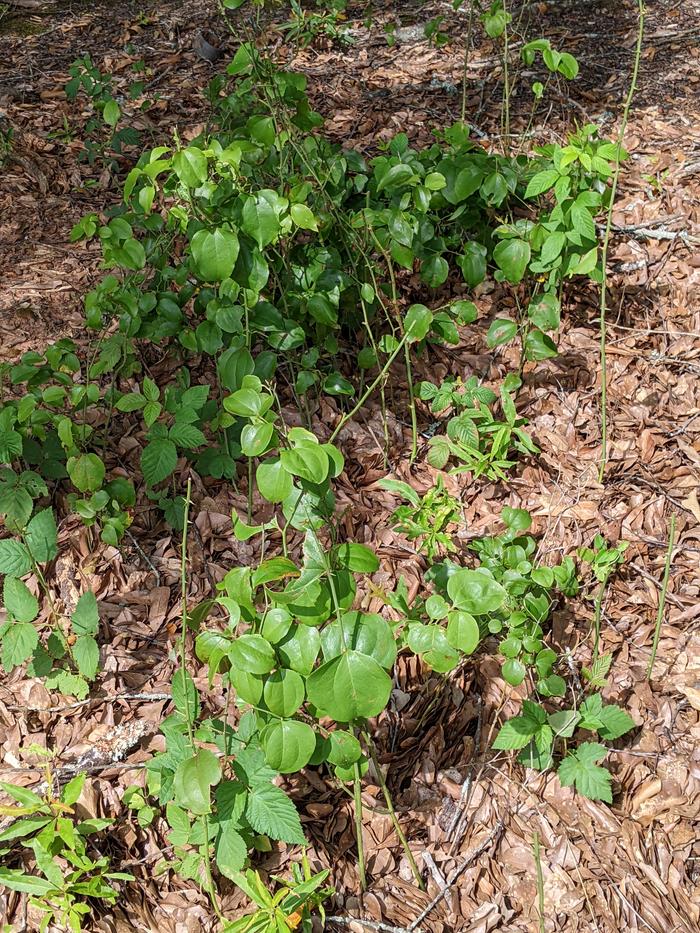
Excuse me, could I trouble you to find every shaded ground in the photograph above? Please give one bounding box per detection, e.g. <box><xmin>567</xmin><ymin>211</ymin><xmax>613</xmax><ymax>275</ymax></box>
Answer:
<box><xmin>1</xmin><ymin>1</ymin><xmax>700</xmax><ymax>932</ymax></box>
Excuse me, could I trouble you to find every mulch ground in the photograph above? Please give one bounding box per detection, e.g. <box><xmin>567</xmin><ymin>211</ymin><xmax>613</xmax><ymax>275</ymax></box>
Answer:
<box><xmin>1</xmin><ymin>1</ymin><xmax>700</xmax><ymax>931</ymax></box>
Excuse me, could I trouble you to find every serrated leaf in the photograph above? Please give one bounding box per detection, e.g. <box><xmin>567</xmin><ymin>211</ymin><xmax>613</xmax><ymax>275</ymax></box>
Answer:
<box><xmin>595</xmin><ymin>704</ymin><xmax>635</xmax><ymax>740</ymax></box>
<box><xmin>492</xmin><ymin>715</ymin><xmax>540</xmax><ymax>750</ymax></box>
<box><xmin>72</xmin><ymin>634</ymin><xmax>99</xmax><ymax>680</ymax></box>
<box><xmin>1</xmin><ymin>622</ymin><xmax>38</xmax><ymax>671</ymax></box>
<box><xmin>557</xmin><ymin>742</ymin><xmax>612</xmax><ymax>802</ymax></box>
<box><xmin>0</xmin><ymin>538</ymin><xmax>32</xmax><ymax>577</ymax></box>
<box><xmin>25</xmin><ymin>509</ymin><xmax>57</xmax><ymax>563</ymax></box>
<box><xmin>3</xmin><ymin>577</ymin><xmax>38</xmax><ymax>623</ymax></box>
<box><xmin>245</xmin><ymin>782</ymin><xmax>305</xmax><ymax>845</ymax></box>
<box><xmin>71</xmin><ymin>591</ymin><xmax>99</xmax><ymax>635</ymax></box>
<box><xmin>169</xmin><ymin>422</ymin><xmax>207</xmax><ymax>449</ymax></box>
<box><xmin>215</xmin><ymin>821</ymin><xmax>247</xmax><ymax>880</ymax></box>
<box><xmin>141</xmin><ymin>438</ymin><xmax>178</xmax><ymax>485</ymax></box>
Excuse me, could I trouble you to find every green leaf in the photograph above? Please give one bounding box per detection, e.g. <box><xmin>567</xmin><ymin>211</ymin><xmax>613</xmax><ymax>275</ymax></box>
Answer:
<box><xmin>502</xmin><ymin>658</ymin><xmax>526</xmax><ymax>686</ymax></box>
<box><xmin>173</xmin><ymin>147</ymin><xmax>208</xmax><ymax>188</ymax></box>
<box><xmin>103</xmin><ymin>98</ymin><xmax>120</xmax><ymax>127</ymax></box>
<box><xmin>191</xmin><ymin>227</ymin><xmax>239</xmax><ymax>282</ymax></box>
<box><xmin>169</xmin><ymin>422</ymin><xmax>207</xmax><ymax>449</ymax></box>
<box><xmin>71</xmin><ymin>591</ymin><xmax>99</xmax><ymax>635</ymax></box>
<box><xmin>72</xmin><ymin>634</ymin><xmax>99</xmax><ymax>680</ymax></box>
<box><xmin>67</xmin><ymin>453</ymin><xmax>105</xmax><ymax>493</ymax></box>
<box><xmin>306</xmin><ymin>650</ymin><xmax>392</xmax><ymax>722</ymax></box>
<box><xmin>376</xmin><ymin>163</ymin><xmax>415</xmax><ymax>192</ymax></box>
<box><xmin>525</xmin><ymin>169</ymin><xmax>559</xmax><ymax>198</ymax></box>
<box><xmin>172</xmin><ymin>667</ymin><xmax>200</xmax><ymax>720</ymax></box>
<box><xmin>528</xmin><ymin>292</ymin><xmax>560</xmax><ymax>332</ymax></box>
<box><xmin>25</xmin><ymin>509</ymin><xmax>57</xmax><ymax>563</ymax></box>
<box><xmin>569</xmin><ymin>246</ymin><xmax>598</xmax><ymax>277</ymax></box>
<box><xmin>263</xmin><ymin>669</ymin><xmax>305</xmax><ymax>717</ymax></box>
<box><xmin>404</xmin><ymin>304</ymin><xmax>433</xmax><ymax>342</ymax></box>
<box><xmin>493</xmin><ymin>238</ymin><xmax>531</xmax><ymax>284</ymax></box>
<box><xmin>486</xmin><ymin>318</ymin><xmax>517</xmax><ymax>348</ymax></box>
<box><xmin>141</xmin><ymin>438</ymin><xmax>178</xmax><ymax>485</ymax></box>
<box><xmin>0</xmin><ymin>781</ymin><xmax>44</xmax><ymax>808</ymax></box>
<box><xmin>242</xmin><ymin>193</ymin><xmax>281</xmax><ymax>249</ymax></box>
<box><xmin>240</xmin><ymin>421</ymin><xmax>274</xmax><ymax>458</ymax></box>
<box><xmin>0</xmin><ymin>869</ymin><xmax>55</xmax><ymax>895</ymax></box>
<box><xmin>458</xmin><ymin>242</ymin><xmax>487</xmax><ymax>287</ymax></box>
<box><xmin>115</xmin><ymin>392</ymin><xmax>147</xmax><ymax>412</ymax></box>
<box><xmin>549</xmin><ymin>709</ymin><xmax>580</xmax><ymax>738</ymax></box>
<box><xmin>570</xmin><ymin>202</ymin><xmax>596</xmax><ymax>241</ymax></box>
<box><xmin>0</xmin><ymin>540</ymin><xmax>32</xmax><ymax>576</ymax></box>
<box><xmin>445</xmin><ymin>611</ymin><xmax>480</xmax><ymax>654</ymax></box>
<box><xmin>173</xmin><ymin>749</ymin><xmax>221</xmax><ymax>815</ymax></box>
<box><xmin>261</xmin><ymin>720</ymin><xmax>316</xmax><ymax>773</ymax></box>
<box><xmin>540</xmin><ymin>231</ymin><xmax>566</xmax><ymax>265</ymax></box>
<box><xmin>321</xmin><ymin>612</ymin><xmax>397</xmax><ymax>670</ymax></box>
<box><xmin>447</xmin><ymin>569</ymin><xmax>506</xmax><ymax>614</ymax></box>
<box><xmin>3</xmin><ymin>577</ymin><xmax>38</xmax><ymax>623</ymax></box>
<box><xmin>421</xmin><ymin>255</ymin><xmax>449</xmax><ymax>288</ymax></box>
<box><xmin>595</xmin><ymin>704</ymin><xmax>635</xmax><ymax>740</ymax></box>
<box><xmin>406</xmin><ymin>622</ymin><xmax>460</xmax><ymax>673</ymax></box>
<box><xmin>501</xmin><ymin>506</ymin><xmax>531</xmax><ymax>532</ymax></box>
<box><xmin>1</xmin><ymin>622</ymin><xmax>38</xmax><ymax>671</ymax></box>
<box><xmin>245</xmin><ymin>782</ymin><xmax>305</xmax><ymax>845</ymax></box>
<box><xmin>492</xmin><ymin>716</ymin><xmax>539</xmax><ymax>750</ymax></box>
<box><xmin>280</xmin><ymin>446</ymin><xmax>329</xmax><ymax>484</ymax></box>
<box><xmin>277</xmin><ymin>625</ymin><xmax>320</xmax><ymax>676</ymax></box>
<box><xmin>290</xmin><ymin>203</ymin><xmax>318</xmax><ymax>231</ymax></box>
<box><xmin>228</xmin><ymin>634</ymin><xmax>276</xmax><ymax>675</ymax></box>
<box><xmin>256</xmin><ymin>459</ymin><xmax>293</xmax><ymax>503</ymax></box>
<box><xmin>557</xmin><ymin>742</ymin><xmax>612</xmax><ymax>802</ymax></box>
<box><xmin>524</xmin><ymin>328</ymin><xmax>558</xmax><ymax>361</ymax></box>
<box><xmin>215</xmin><ymin>821</ymin><xmax>247</xmax><ymax>880</ymax></box>
<box><xmin>334</xmin><ymin>543</ymin><xmax>379</xmax><ymax>573</ymax></box>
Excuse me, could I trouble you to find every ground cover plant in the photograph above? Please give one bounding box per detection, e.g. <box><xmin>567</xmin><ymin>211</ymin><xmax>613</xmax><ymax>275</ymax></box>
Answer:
<box><xmin>0</xmin><ymin>0</ymin><xmax>697</xmax><ymax>931</ymax></box>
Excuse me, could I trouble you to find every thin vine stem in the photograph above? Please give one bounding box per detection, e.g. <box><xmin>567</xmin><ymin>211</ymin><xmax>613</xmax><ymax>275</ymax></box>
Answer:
<box><xmin>598</xmin><ymin>0</ymin><xmax>646</xmax><ymax>482</ymax></box>
<box><xmin>646</xmin><ymin>511</ymin><xmax>676</xmax><ymax>680</ymax></box>
<box><xmin>364</xmin><ymin>733</ymin><xmax>424</xmax><ymax>890</ymax></box>
<box><xmin>353</xmin><ymin>761</ymin><xmax>367</xmax><ymax>891</ymax></box>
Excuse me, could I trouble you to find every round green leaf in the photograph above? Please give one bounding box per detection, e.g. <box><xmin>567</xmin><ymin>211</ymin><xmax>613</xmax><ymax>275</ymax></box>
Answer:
<box><xmin>486</xmin><ymin>318</ymin><xmax>517</xmax><ymax>348</ymax></box>
<box><xmin>191</xmin><ymin>227</ymin><xmax>239</xmax><ymax>283</ymax></box>
<box><xmin>404</xmin><ymin>304</ymin><xmax>433</xmax><ymax>343</ymax></box>
<box><xmin>261</xmin><ymin>719</ymin><xmax>316</xmax><ymax>773</ymax></box>
<box><xmin>280</xmin><ymin>445</ymin><xmax>329</xmax><ymax>484</ymax></box>
<box><xmin>406</xmin><ymin>622</ymin><xmax>460</xmax><ymax>673</ymax></box>
<box><xmin>67</xmin><ymin>454</ymin><xmax>105</xmax><ymax>493</ymax></box>
<box><xmin>173</xmin><ymin>749</ymin><xmax>221</xmax><ymax>815</ymax></box>
<box><xmin>502</xmin><ymin>658</ymin><xmax>527</xmax><ymax>686</ymax></box>
<box><xmin>263</xmin><ymin>669</ymin><xmax>305</xmax><ymax>717</ymax></box>
<box><xmin>327</xmin><ymin>730</ymin><xmax>362</xmax><ymax>769</ymax></box>
<box><xmin>321</xmin><ymin>612</ymin><xmax>397</xmax><ymax>670</ymax></box>
<box><xmin>228</xmin><ymin>634</ymin><xmax>276</xmax><ymax>675</ymax></box>
<box><xmin>277</xmin><ymin>624</ymin><xmax>321</xmax><ymax>675</ymax></box>
<box><xmin>240</xmin><ymin>421</ymin><xmax>274</xmax><ymax>458</ymax></box>
<box><xmin>256</xmin><ymin>458</ymin><xmax>293</xmax><ymax>503</ymax></box>
<box><xmin>306</xmin><ymin>650</ymin><xmax>392</xmax><ymax>722</ymax></box>
<box><xmin>447</xmin><ymin>569</ymin><xmax>507</xmax><ymax>614</ymax></box>
<box><xmin>446</xmin><ymin>611</ymin><xmax>480</xmax><ymax>654</ymax></box>
<box><xmin>493</xmin><ymin>238</ymin><xmax>531</xmax><ymax>284</ymax></box>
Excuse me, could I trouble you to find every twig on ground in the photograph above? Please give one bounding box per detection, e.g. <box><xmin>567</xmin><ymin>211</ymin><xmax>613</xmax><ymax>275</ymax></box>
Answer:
<box><xmin>604</xmin><ymin>222</ymin><xmax>700</xmax><ymax>246</ymax></box>
<box><xmin>421</xmin><ymin>851</ymin><xmax>448</xmax><ymax>905</ymax></box>
<box><xmin>6</xmin><ymin>690</ymin><xmax>171</xmax><ymax>714</ymax></box>
<box><xmin>407</xmin><ymin>820</ymin><xmax>505</xmax><ymax>931</ymax></box>
<box><xmin>647</xmin><ymin>513</ymin><xmax>677</xmax><ymax>679</ymax></box>
<box><xmin>447</xmin><ymin>695</ymin><xmax>482</xmax><ymax>852</ymax></box>
<box><xmin>328</xmin><ymin>917</ymin><xmax>417</xmax><ymax>933</ymax></box>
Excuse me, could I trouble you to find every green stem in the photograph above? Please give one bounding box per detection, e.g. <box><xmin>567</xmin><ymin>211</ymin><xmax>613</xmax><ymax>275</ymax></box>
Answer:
<box><xmin>404</xmin><ymin>343</ymin><xmax>418</xmax><ymax>464</ymax></box>
<box><xmin>646</xmin><ymin>512</ymin><xmax>676</xmax><ymax>680</ymax></box>
<box><xmin>365</xmin><ymin>734</ymin><xmax>424</xmax><ymax>890</ymax></box>
<box><xmin>592</xmin><ymin>579</ymin><xmax>606</xmax><ymax>663</ymax></box>
<box><xmin>532</xmin><ymin>831</ymin><xmax>545</xmax><ymax>933</ymax></box>
<box><xmin>179</xmin><ymin>479</ymin><xmax>223</xmax><ymax>921</ymax></box>
<box><xmin>598</xmin><ymin>0</ymin><xmax>646</xmax><ymax>483</ymax></box>
<box><xmin>353</xmin><ymin>762</ymin><xmax>367</xmax><ymax>891</ymax></box>
<box><xmin>329</xmin><ymin>334</ymin><xmax>409</xmax><ymax>443</ymax></box>
<box><xmin>460</xmin><ymin>1</ymin><xmax>476</xmax><ymax>123</ymax></box>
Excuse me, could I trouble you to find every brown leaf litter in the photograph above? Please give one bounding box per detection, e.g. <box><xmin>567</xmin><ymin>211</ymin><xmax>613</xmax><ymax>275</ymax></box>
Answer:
<box><xmin>1</xmin><ymin>0</ymin><xmax>700</xmax><ymax>931</ymax></box>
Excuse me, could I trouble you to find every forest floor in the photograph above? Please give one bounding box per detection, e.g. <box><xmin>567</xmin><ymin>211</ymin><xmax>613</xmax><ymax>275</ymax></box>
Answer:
<box><xmin>1</xmin><ymin>0</ymin><xmax>700</xmax><ymax>931</ymax></box>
